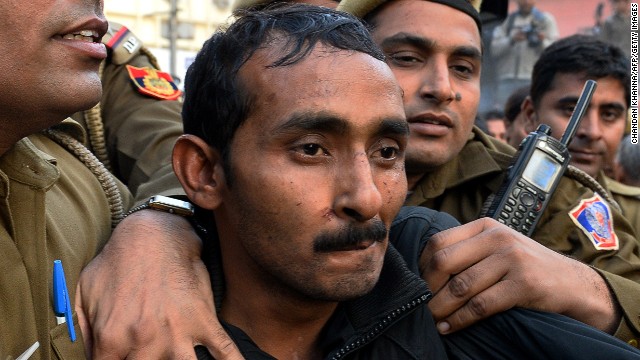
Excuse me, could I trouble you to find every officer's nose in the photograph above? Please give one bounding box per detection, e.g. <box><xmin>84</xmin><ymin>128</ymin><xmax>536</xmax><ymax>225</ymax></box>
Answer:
<box><xmin>575</xmin><ymin>109</ymin><xmax>602</xmax><ymax>141</ymax></box>
<box><xmin>418</xmin><ymin>57</ymin><xmax>455</xmax><ymax>104</ymax></box>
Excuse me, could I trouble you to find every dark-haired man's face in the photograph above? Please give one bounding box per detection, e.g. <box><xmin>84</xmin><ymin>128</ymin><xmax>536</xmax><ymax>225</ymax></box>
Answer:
<box><xmin>486</xmin><ymin>118</ymin><xmax>507</xmax><ymax>143</ymax></box>
<box><xmin>524</xmin><ymin>73</ymin><xmax>627</xmax><ymax>178</ymax></box>
<box><xmin>216</xmin><ymin>44</ymin><xmax>408</xmax><ymax>302</ymax></box>
<box><xmin>369</xmin><ymin>0</ymin><xmax>482</xmax><ymax>188</ymax></box>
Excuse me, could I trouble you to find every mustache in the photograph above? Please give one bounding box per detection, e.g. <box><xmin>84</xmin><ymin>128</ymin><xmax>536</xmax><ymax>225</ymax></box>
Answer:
<box><xmin>313</xmin><ymin>219</ymin><xmax>388</xmax><ymax>252</ymax></box>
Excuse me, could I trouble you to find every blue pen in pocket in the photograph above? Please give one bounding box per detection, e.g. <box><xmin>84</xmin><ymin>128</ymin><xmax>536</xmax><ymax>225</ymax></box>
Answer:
<box><xmin>53</xmin><ymin>260</ymin><xmax>76</xmax><ymax>342</ymax></box>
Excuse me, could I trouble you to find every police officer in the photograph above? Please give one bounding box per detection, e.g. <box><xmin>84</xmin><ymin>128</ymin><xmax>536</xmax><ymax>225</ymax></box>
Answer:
<box><xmin>520</xmin><ymin>34</ymin><xmax>640</xmax><ymax>239</ymax></box>
<box><xmin>0</xmin><ymin>0</ymin><xmax>134</xmax><ymax>357</ymax></box>
<box><xmin>338</xmin><ymin>0</ymin><xmax>640</xmax><ymax>346</ymax></box>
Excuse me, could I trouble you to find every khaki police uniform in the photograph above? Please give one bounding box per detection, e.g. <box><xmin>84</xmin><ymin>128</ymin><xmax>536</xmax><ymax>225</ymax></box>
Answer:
<box><xmin>70</xmin><ymin>22</ymin><xmax>185</xmax><ymax>203</ymax></box>
<box><xmin>405</xmin><ymin>127</ymin><xmax>640</xmax><ymax>345</ymax></box>
<box><xmin>0</xmin><ymin>120</ymin><xmax>133</xmax><ymax>359</ymax></box>
<box><xmin>604</xmin><ymin>175</ymin><xmax>640</xmax><ymax>239</ymax></box>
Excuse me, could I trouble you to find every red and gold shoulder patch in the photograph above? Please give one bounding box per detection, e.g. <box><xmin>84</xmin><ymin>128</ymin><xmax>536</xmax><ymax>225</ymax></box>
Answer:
<box><xmin>126</xmin><ymin>65</ymin><xmax>181</xmax><ymax>100</ymax></box>
<box><xmin>569</xmin><ymin>194</ymin><xmax>619</xmax><ymax>251</ymax></box>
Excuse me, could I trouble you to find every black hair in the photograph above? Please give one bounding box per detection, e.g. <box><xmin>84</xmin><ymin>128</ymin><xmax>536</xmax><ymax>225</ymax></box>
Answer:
<box><xmin>530</xmin><ymin>35</ymin><xmax>630</xmax><ymax>109</ymax></box>
<box><xmin>503</xmin><ymin>84</ymin><xmax>530</xmax><ymax>124</ymax></box>
<box><xmin>483</xmin><ymin>109</ymin><xmax>505</xmax><ymax>121</ymax></box>
<box><xmin>182</xmin><ymin>3</ymin><xmax>385</xmax><ymax>177</ymax></box>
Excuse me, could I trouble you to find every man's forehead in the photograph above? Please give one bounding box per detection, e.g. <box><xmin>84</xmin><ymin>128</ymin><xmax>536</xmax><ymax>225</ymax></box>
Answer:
<box><xmin>548</xmin><ymin>73</ymin><xmax>625</xmax><ymax>98</ymax></box>
<box><xmin>370</xmin><ymin>1</ymin><xmax>482</xmax><ymax>53</ymax></box>
<box><xmin>240</xmin><ymin>44</ymin><xmax>404</xmax><ymax>121</ymax></box>
<box><xmin>242</xmin><ymin>42</ymin><xmax>398</xmax><ymax>90</ymax></box>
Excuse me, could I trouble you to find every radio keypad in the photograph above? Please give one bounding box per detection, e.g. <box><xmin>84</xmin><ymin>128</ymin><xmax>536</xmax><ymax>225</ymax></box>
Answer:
<box><xmin>499</xmin><ymin>181</ymin><xmax>544</xmax><ymax>234</ymax></box>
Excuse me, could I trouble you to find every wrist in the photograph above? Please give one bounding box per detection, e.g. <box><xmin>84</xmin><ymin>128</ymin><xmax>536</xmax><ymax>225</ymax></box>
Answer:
<box><xmin>563</xmin><ymin>263</ymin><xmax>620</xmax><ymax>333</ymax></box>
<box><xmin>125</xmin><ymin>195</ymin><xmax>195</xmax><ymax>218</ymax></box>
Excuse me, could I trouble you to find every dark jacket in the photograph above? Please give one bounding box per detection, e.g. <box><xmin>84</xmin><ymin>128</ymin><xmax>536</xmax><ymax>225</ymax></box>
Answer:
<box><xmin>195</xmin><ymin>206</ymin><xmax>640</xmax><ymax>359</ymax></box>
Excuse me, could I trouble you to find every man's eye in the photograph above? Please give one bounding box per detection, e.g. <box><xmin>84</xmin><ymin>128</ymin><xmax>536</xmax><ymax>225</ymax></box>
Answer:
<box><xmin>380</xmin><ymin>146</ymin><xmax>399</xmax><ymax>160</ymax></box>
<box><xmin>387</xmin><ymin>52</ymin><xmax>422</xmax><ymax>66</ymax></box>
<box><xmin>561</xmin><ymin>105</ymin><xmax>576</xmax><ymax>116</ymax></box>
<box><xmin>452</xmin><ymin>65</ymin><xmax>472</xmax><ymax>76</ymax></box>
<box><xmin>601</xmin><ymin>110</ymin><xmax>622</xmax><ymax>123</ymax></box>
<box><xmin>301</xmin><ymin>143</ymin><xmax>326</xmax><ymax>156</ymax></box>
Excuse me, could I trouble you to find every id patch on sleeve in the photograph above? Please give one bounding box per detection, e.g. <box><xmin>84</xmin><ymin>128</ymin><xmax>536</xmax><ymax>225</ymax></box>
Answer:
<box><xmin>569</xmin><ymin>194</ymin><xmax>619</xmax><ymax>251</ymax></box>
<box><xmin>126</xmin><ymin>65</ymin><xmax>181</xmax><ymax>100</ymax></box>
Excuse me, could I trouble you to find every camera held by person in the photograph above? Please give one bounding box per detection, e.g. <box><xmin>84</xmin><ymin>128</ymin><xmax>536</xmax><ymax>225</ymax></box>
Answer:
<box><xmin>521</xmin><ymin>23</ymin><xmax>542</xmax><ymax>47</ymax></box>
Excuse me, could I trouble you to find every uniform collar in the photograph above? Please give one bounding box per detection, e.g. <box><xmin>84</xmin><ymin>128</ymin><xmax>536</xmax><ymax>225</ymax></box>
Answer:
<box><xmin>0</xmin><ymin>136</ymin><xmax>59</xmax><ymax>193</ymax></box>
<box><xmin>0</xmin><ymin>118</ymin><xmax>86</xmax><ymax>195</ymax></box>
<box><xmin>406</xmin><ymin>127</ymin><xmax>513</xmax><ymax>205</ymax></box>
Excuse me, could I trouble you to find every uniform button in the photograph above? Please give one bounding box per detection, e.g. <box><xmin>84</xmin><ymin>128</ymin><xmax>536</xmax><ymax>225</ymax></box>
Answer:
<box><xmin>629</xmin><ymin>339</ymin><xmax>638</xmax><ymax>348</ymax></box>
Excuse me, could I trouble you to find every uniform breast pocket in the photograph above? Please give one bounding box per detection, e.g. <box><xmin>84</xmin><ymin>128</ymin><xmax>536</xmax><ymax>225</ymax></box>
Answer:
<box><xmin>50</xmin><ymin>313</ymin><xmax>87</xmax><ymax>359</ymax></box>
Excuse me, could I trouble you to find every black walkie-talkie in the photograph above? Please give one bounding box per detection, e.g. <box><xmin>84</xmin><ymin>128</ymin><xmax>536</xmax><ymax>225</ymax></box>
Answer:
<box><xmin>484</xmin><ymin>80</ymin><xmax>597</xmax><ymax>236</ymax></box>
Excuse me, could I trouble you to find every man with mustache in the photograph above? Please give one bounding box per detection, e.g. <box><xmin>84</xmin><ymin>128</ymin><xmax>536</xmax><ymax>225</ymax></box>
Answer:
<box><xmin>520</xmin><ymin>34</ymin><xmax>640</xmax><ymax>238</ymax></box>
<box><xmin>176</xmin><ymin>4</ymin><xmax>640</xmax><ymax>359</ymax></box>
<box><xmin>337</xmin><ymin>0</ymin><xmax>640</xmax><ymax>346</ymax></box>
<box><xmin>75</xmin><ymin>0</ymin><xmax>640</xmax><ymax>355</ymax></box>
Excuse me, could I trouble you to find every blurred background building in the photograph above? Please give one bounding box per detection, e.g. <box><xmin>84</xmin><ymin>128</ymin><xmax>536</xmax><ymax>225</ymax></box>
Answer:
<box><xmin>105</xmin><ymin>0</ymin><xmax>233</xmax><ymax>89</ymax></box>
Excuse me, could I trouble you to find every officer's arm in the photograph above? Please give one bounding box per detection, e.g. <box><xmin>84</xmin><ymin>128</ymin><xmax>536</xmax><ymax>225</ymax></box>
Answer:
<box><xmin>76</xmin><ymin>210</ymin><xmax>243</xmax><ymax>359</ymax></box>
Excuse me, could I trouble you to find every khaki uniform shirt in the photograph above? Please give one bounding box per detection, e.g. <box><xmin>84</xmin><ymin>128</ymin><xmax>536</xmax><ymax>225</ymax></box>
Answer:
<box><xmin>406</xmin><ymin>127</ymin><xmax>640</xmax><ymax>346</ymax></box>
<box><xmin>0</xmin><ymin>121</ymin><xmax>133</xmax><ymax>359</ymax></box>
<box><xmin>604</xmin><ymin>175</ymin><xmax>640</xmax><ymax>239</ymax></box>
<box><xmin>71</xmin><ymin>22</ymin><xmax>184</xmax><ymax>203</ymax></box>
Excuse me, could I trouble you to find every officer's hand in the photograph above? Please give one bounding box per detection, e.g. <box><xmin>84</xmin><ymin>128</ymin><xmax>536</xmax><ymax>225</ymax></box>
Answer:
<box><xmin>420</xmin><ymin>217</ymin><xmax>619</xmax><ymax>335</ymax></box>
<box><xmin>76</xmin><ymin>210</ymin><xmax>244</xmax><ymax>360</ymax></box>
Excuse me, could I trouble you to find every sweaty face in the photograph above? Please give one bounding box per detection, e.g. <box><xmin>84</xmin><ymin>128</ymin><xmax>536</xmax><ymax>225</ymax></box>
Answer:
<box><xmin>370</xmin><ymin>0</ymin><xmax>482</xmax><ymax>187</ymax></box>
<box><xmin>0</xmin><ymin>0</ymin><xmax>107</xmax><ymax>136</ymax></box>
<box><xmin>218</xmin><ymin>45</ymin><xmax>408</xmax><ymax>302</ymax></box>
<box><xmin>529</xmin><ymin>73</ymin><xmax>627</xmax><ymax>178</ymax></box>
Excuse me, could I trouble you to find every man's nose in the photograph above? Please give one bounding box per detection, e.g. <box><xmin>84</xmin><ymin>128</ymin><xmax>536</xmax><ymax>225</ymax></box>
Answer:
<box><xmin>332</xmin><ymin>153</ymin><xmax>383</xmax><ymax>222</ymax></box>
<box><xmin>418</xmin><ymin>58</ymin><xmax>455</xmax><ymax>104</ymax></box>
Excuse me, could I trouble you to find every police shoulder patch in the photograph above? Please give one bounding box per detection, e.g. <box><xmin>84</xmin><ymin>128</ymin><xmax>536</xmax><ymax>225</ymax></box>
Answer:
<box><xmin>569</xmin><ymin>193</ymin><xmax>619</xmax><ymax>251</ymax></box>
<box><xmin>126</xmin><ymin>65</ymin><xmax>181</xmax><ymax>101</ymax></box>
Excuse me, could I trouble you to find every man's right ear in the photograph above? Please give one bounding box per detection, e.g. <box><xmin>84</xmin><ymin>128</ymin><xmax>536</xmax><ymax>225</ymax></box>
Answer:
<box><xmin>521</xmin><ymin>96</ymin><xmax>538</xmax><ymax>133</ymax></box>
<box><xmin>172</xmin><ymin>135</ymin><xmax>226</xmax><ymax>210</ymax></box>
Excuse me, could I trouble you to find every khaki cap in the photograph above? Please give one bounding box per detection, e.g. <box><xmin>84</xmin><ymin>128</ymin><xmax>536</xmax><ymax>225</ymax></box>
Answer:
<box><xmin>338</xmin><ymin>0</ymin><xmax>482</xmax><ymax>20</ymax></box>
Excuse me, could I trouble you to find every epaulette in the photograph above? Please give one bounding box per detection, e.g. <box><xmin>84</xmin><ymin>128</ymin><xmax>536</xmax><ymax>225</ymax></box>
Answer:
<box><xmin>102</xmin><ymin>22</ymin><xmax>143</xmax><ymax>65</ymax></box>
<box><xmin>605</xmin><ymin>176</ymin><xmax>640</xmax><ymax>198</ymax></box>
